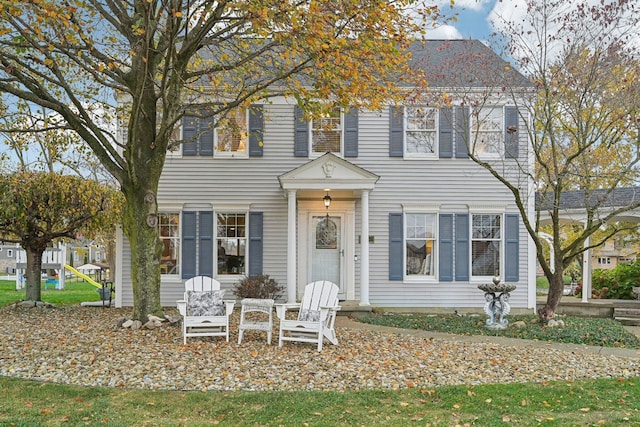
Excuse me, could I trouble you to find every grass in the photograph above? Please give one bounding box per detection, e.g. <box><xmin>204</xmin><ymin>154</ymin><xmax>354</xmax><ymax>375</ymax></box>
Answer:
<box><xmin>358</xmin><ymin>313</ymin><xmax>640</xmax><ymax>348</ymax></box>
<box><xmin>0</xmin><ymin>376</ymin><xmax>638</xmax><ymax>426</ymax></box>
<box><xmin>1</xmin><ymin>283</ymin><xmax>639</xmax><ymax>425</ymax></box>
<box><xmin>0</xmin><ymin>278</ymin><xmax>103</xmax><ymax>307</ymax></box>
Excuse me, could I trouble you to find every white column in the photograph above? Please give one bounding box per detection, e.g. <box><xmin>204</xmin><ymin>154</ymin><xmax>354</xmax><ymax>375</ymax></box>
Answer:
<box><xmin>360</xmin><ymin>190</ymin><xmax>370</xmax><ymax>306</ymax></box>
<box><xmin>287</xmin><ymin>190</ymin><xmax>297</xmax><ymax>303</ymax></box>
<box><xmin>582</xmin><ymin>235</ymin><xmax>591</xmax><ymax>303</ymax></box>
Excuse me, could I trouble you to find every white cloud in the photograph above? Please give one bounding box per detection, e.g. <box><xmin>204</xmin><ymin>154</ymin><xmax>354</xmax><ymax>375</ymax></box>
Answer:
<box><xmin>434</xmin><ymin>0</ymin><xmax>492</xmax><ymax>11</ymax></box>
<box><xmin>424</xmin><ymin>24</ymin><xmax>464</xmax><ymax>39</ymax></box>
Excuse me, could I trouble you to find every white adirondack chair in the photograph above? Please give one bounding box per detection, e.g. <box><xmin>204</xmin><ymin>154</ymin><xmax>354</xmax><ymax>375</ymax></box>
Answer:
<box><xmin>276</xmin><ymin>280</ymin><xmax>341</xmax><ymax>352</ymax></box>
<box><xmin>176</xmin><ymin>276</ymin><xmax>236</xmax><ymax>344</ymax></box>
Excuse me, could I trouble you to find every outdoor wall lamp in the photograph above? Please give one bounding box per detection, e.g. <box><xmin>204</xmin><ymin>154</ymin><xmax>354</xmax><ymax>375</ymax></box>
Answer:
<box><xmin>323</xmin><ymin>192</ymin><xmax>332</xmax><ymax>209</ymax></box>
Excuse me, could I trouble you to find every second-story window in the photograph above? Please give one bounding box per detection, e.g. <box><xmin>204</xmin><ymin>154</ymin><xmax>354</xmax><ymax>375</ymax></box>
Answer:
<box><xmin>311</xmin><ymin>107</ymin><xmax>342</xmax><ymax>155</ymax></box>
<box><xmin>472</xmin><ymin>107</ymin><xmax>503</xmax><ymax>157</ymax></box>
<box><xmin>405</xmin><ymin>106</ymin><xmax>437</xmax><ymax>157</ymax></box>
<box><xmin>215</xmin><ymin>107</ymin><xmax>248</xmax><ymax>157</ymax></box>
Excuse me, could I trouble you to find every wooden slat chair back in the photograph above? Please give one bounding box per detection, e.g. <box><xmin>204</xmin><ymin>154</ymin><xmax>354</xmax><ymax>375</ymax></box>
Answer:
<box><xmin>176</xmin><ymin>276</ymin><xmax>236</xmax><ymax>344</ymax></box>
<box><xmin>276</xmin><ymin>280</ymin><xmax>341</xmax><ymax>352</ymax></box>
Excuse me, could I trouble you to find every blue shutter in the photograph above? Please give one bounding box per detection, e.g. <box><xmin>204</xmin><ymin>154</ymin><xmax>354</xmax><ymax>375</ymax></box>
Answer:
<box><xmin>182</xmin><ymin>211</ymin><xmax>197</xmax><ymax>279</ymax></box>
<box><xmin>248</xmin><ymin>212</ymin><xmax>263</xmax><ymax>276</ymax></box>
<box><xmin>389</xmin><ymin>213</ymin><xmax>403</xmax><ymax>280</ymax></box>
<box><xmin>344</xmin><ymin>108</ymin><xmax>358</xmax><ymax>157</ymax></box>
<box><xmin>199</xmin><ymin>116</ymin><xmax>214</xmax><ymax>156</ymax></box>
<box><xmin>249</xmin><ymin>105</ymin><xmax>264</xmax><ymax>157</ymax></box>
<box><xmin>455</xmin><ymin>214</ymin><xmax>469</xmax><ymax>281</ymax></box>
<box><xmin>505</xmin><ymin>106</ymin><xmax>519</xmax><ymax>159</ymax></box>
<box><xmin>182</xmin><ymin>116</ymin><xmax>197</xmax><ymax>156</ymax></box>
<box><xmin>439</xmin><ymin>107</ymin><xmax>453</xmax><ymax>158</ymax></box>
<box><xmin>505</xmin><ymin>213</ymin><xmax>520</xmax><ymax>281</ymax></box>
<box><xmin>439</xmin><ymin>214</ymin><xmax>453</xmax><ymax>281</ymax></box>
<box><xmin>294</xmin><ymin>106</ymin><xmax>309</xmax><ymax>157</ymax></box>
<box><xmin>389</xmin><ymin>106</ymin><xmax>404</xmax><ymax>157</ymax></box>
<box><xmin>199</xmin><ymin>211</ymin><xmax>213</xmax><ymax>277</ymax></box>
<box><xmin>455</xmin><ymin>106</ymin><xmax>470</xmax><ymax>158</ymax></box>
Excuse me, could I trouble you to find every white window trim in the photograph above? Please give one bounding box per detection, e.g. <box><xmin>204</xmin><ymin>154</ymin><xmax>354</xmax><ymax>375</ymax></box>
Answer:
<box><xmin>309</xmin><ymin>108</ymin><xmax>344</xmax><ymax>159</ymax></box>
<box><xmin>404</xmin><ymin>105</ymin><xmax>438</xmax><ymax>160</ymax></box>
<box><xmin>215</xmin><ymin>211</ymin><xmax>249</xmax><ymax>278</ymax></box>
<box><xmin>7</xmin><ymin>249</ymin><xmax>13</xmax><ymax>258</ymax></box>
<box><xmin>166</xmin><ymin>122</ymin><xmax>183</xmax><ymax>158</ymax></box>
<box><xmin>469</xmin><ymin>212</ymin><xmax>504</xmax><ymax>283</ymax></box>
<box><xmin>158</xmin><ymin>211</ymin><xmax>182</xmax><ymax>278</ymax></box>
<box><xmin>403</xmin><ymin>211</ymin><xmax>439</xmax><ymax>282</ymax></box>
<box><xmin>214</xmin><ymin>108</ymin><xmax>250</xmax><ymax>159</ymax></box>
<box><xmin>471</xmin><ymin>105</ymin><xmax>504</xmax><ymax>160</ymax></box>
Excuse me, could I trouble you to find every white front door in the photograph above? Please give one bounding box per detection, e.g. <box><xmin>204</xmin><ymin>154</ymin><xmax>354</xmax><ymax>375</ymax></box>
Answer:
<box><xmin>298</xmin><ymin>201</ymin><xmax>354</xmax><ymax>301</ymax></box>
<box><xmin>309</xmin><ymin>214</ymin><xmax>344</xmax><ymax>297</ymax></box>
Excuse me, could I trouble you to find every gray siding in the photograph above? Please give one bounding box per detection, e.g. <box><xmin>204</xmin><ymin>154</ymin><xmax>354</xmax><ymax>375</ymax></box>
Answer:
<box><xmin>118</xmin><ymin>103</ymin><xmax>530</xmax><ymax>309</ymax></box>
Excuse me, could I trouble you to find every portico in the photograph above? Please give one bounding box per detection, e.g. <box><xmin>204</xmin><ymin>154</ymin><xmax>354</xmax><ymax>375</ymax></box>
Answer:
<box><xmin>278</xmin><ymin>153</ymin><xmax>379</xmax><ymax>305</ymax></box>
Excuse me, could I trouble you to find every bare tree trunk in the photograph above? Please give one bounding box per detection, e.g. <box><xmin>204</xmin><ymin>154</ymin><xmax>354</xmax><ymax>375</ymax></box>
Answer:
<box><xmin>25</xmin><ymin>248</ymin><xmax>44</xmax><ymax>301</ymax></box>
<box><xmin>122</xmin><ymin>180</ymin><xmax>164</xmax><ymax>322</ymax></box>
<box><xmin>538</xmin><ymin>270</ymin><xmax>565</xmax><ymax>322</ymax></box>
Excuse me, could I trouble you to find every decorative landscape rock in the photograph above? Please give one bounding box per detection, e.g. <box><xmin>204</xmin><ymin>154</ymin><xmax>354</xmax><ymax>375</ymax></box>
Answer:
<box><xmin>0</xmin><ymin>305</ymin><xmax>638</xmax><ymax>392</ymax></box>
<box><xmin>547</xmin><ymin>319</ymin><xmax>565</xmax><ymax>328</ymax></box>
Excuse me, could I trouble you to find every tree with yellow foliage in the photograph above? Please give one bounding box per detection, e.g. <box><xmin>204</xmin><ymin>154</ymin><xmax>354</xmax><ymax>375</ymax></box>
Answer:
<box><xmin>464</xmin><ymin>0</ymin><xmax>640</xmax><ymax>321</ymax></box>
<box><xmin>0</xmin><ymin>0</ymin><xmax>446</xmax><ymax>321</ymax></box>
<box><xmin>0</xmin><ymin>172</ymin><xmax>122</xmax><ymax>302</ymax></box>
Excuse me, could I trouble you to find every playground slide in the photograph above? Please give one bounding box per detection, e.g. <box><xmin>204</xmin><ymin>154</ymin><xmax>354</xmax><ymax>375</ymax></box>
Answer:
<box><xmin>63</xmin><ymin>265</ymin><xmax>102</xmax><ymax>289</ymax></box>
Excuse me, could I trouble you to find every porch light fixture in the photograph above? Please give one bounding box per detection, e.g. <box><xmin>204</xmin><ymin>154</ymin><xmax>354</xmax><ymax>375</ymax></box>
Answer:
<box><xmin>323</xmin><ymin>191</ymin><xmax>332</xmax><ymax>224</ymax></box>
<box><xmin>323</xmin><ymin>192</ymin><xmax>332</xmax><ymax>209</ymax></box>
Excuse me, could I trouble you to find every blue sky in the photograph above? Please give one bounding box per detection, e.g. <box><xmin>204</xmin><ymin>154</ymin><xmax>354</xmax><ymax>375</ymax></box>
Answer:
<box><xmin>426</xmin><ymin>0</ymin><xmax>503</xmax><ymax>41</ymax></box>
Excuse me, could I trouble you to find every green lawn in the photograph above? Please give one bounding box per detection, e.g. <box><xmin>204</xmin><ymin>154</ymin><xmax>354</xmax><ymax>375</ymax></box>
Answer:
<box><xmin>1</xmin><ymin>280</ymin><xmax>639</xmax><ymax>425</ymax></box>
<box><xmin>0</xmin><ymin>278</ymin><xmax>103</xmax><ymax>307</ymax></box>
<box><xmin>0</xmin><ymin>376</ymin><xmax>638</xmax><ymax>426</ymax></box>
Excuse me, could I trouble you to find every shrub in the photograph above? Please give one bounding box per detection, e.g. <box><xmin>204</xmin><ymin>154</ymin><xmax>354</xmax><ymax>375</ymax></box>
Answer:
<box><xmin>233</xmin><ymin>274</ymin><xmax>283</xmax><ymax>300</ymax></box>
<box><xmin>592</xmin><ymin>260</ymin><xmax>640</xmax><ymax>299</ymax></box>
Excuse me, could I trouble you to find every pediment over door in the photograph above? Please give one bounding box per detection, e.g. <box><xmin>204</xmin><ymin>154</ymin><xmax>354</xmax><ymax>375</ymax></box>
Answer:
<box><xmin>278</xmin><ymin>152</ymin><xmax>379</xmax><ymax>192</ymax></box>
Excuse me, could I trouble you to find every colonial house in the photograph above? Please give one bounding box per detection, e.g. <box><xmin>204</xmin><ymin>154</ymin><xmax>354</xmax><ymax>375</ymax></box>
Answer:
<box><xmin>114</xmin><ymin>40</ymin><xmax>537</xmax><ymax>311</ymax></box>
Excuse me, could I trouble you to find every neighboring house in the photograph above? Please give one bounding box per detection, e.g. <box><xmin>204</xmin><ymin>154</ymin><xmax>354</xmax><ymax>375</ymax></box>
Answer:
<box><xmin>592</xmin><ymin>239</ymin><xmax>637</xmax><ymax>271</ymax></box>
<box><xmin>536</xmin><ymin>187</ymin><xmax>640</xmax><ymax>301</ymax></box>
<box><xmin>115</xmin><ymin>40</ymin><xmax>537</xmax><ymax>310</ymax></box>
<box><xmin>0</xmin><ymin>244</ymin><xmax>18</xmax><ymax>275</ymax></box>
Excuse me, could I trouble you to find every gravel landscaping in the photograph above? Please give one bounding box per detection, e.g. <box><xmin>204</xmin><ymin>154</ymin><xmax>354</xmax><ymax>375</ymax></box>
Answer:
<box><xmin>1</xmin><ymin>304</ymin><xmax>639</xmax><ymax>392</ymax></box>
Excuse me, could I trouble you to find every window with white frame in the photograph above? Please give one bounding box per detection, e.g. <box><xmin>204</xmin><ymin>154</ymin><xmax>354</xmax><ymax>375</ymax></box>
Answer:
<box><xmin>158</xmin><ymin>213</ymin><xmax>180</xmax><ymax>275</ymax></box>
<box><xmin>597</xmin><ymin>257</ymin><xmax>611</xmax><ymax>265</ymax></box>
<box><xmin>405</xmin><ymin>213</ymin><xmax>437</xmax><ymax>277</ymax></box>
<box><xmin>405</xmin><ymin>106</ymin><xmax>437</xmax><ymax>157</ymax></box>
<box><xmin>472</xmin><ymin>107</ymin><xmax>503</xmax><ymax>156</ymax></box>
<box><xmin>215</xmin><ymin>107</ymin><xmax>248</xmax><ymax>157</ymax></box>
<box><xmin>217</xmin><ymin>212</ymin><xmax>247</xmax><ymax>275</ymax></box>
<box><xmin>7</xmin><ymin>249</ymin><xmax>13</xmax><ymax>258</ymax></box>
<box><xmin>471</xmin><ymin>214</ymin><xmax>502</xmax><ymax>278</ymax></box>
<box><xmin>311</xmin><ymin>107</ymin><xmax>342</xmax><ymax>155</ymax></box>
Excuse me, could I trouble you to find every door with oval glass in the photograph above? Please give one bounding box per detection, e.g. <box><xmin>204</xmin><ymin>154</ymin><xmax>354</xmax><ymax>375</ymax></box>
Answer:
<box><xmin>309</xmin><ymin>213</ymin><xmax>345</xmax><ymax>298</ymax></box>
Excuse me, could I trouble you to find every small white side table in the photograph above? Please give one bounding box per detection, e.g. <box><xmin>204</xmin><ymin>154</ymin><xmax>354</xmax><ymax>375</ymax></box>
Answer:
<box><xmin>238</xmin><ymin>298</ymin><xmax>275</xmax><ymax>344</ymax></box>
